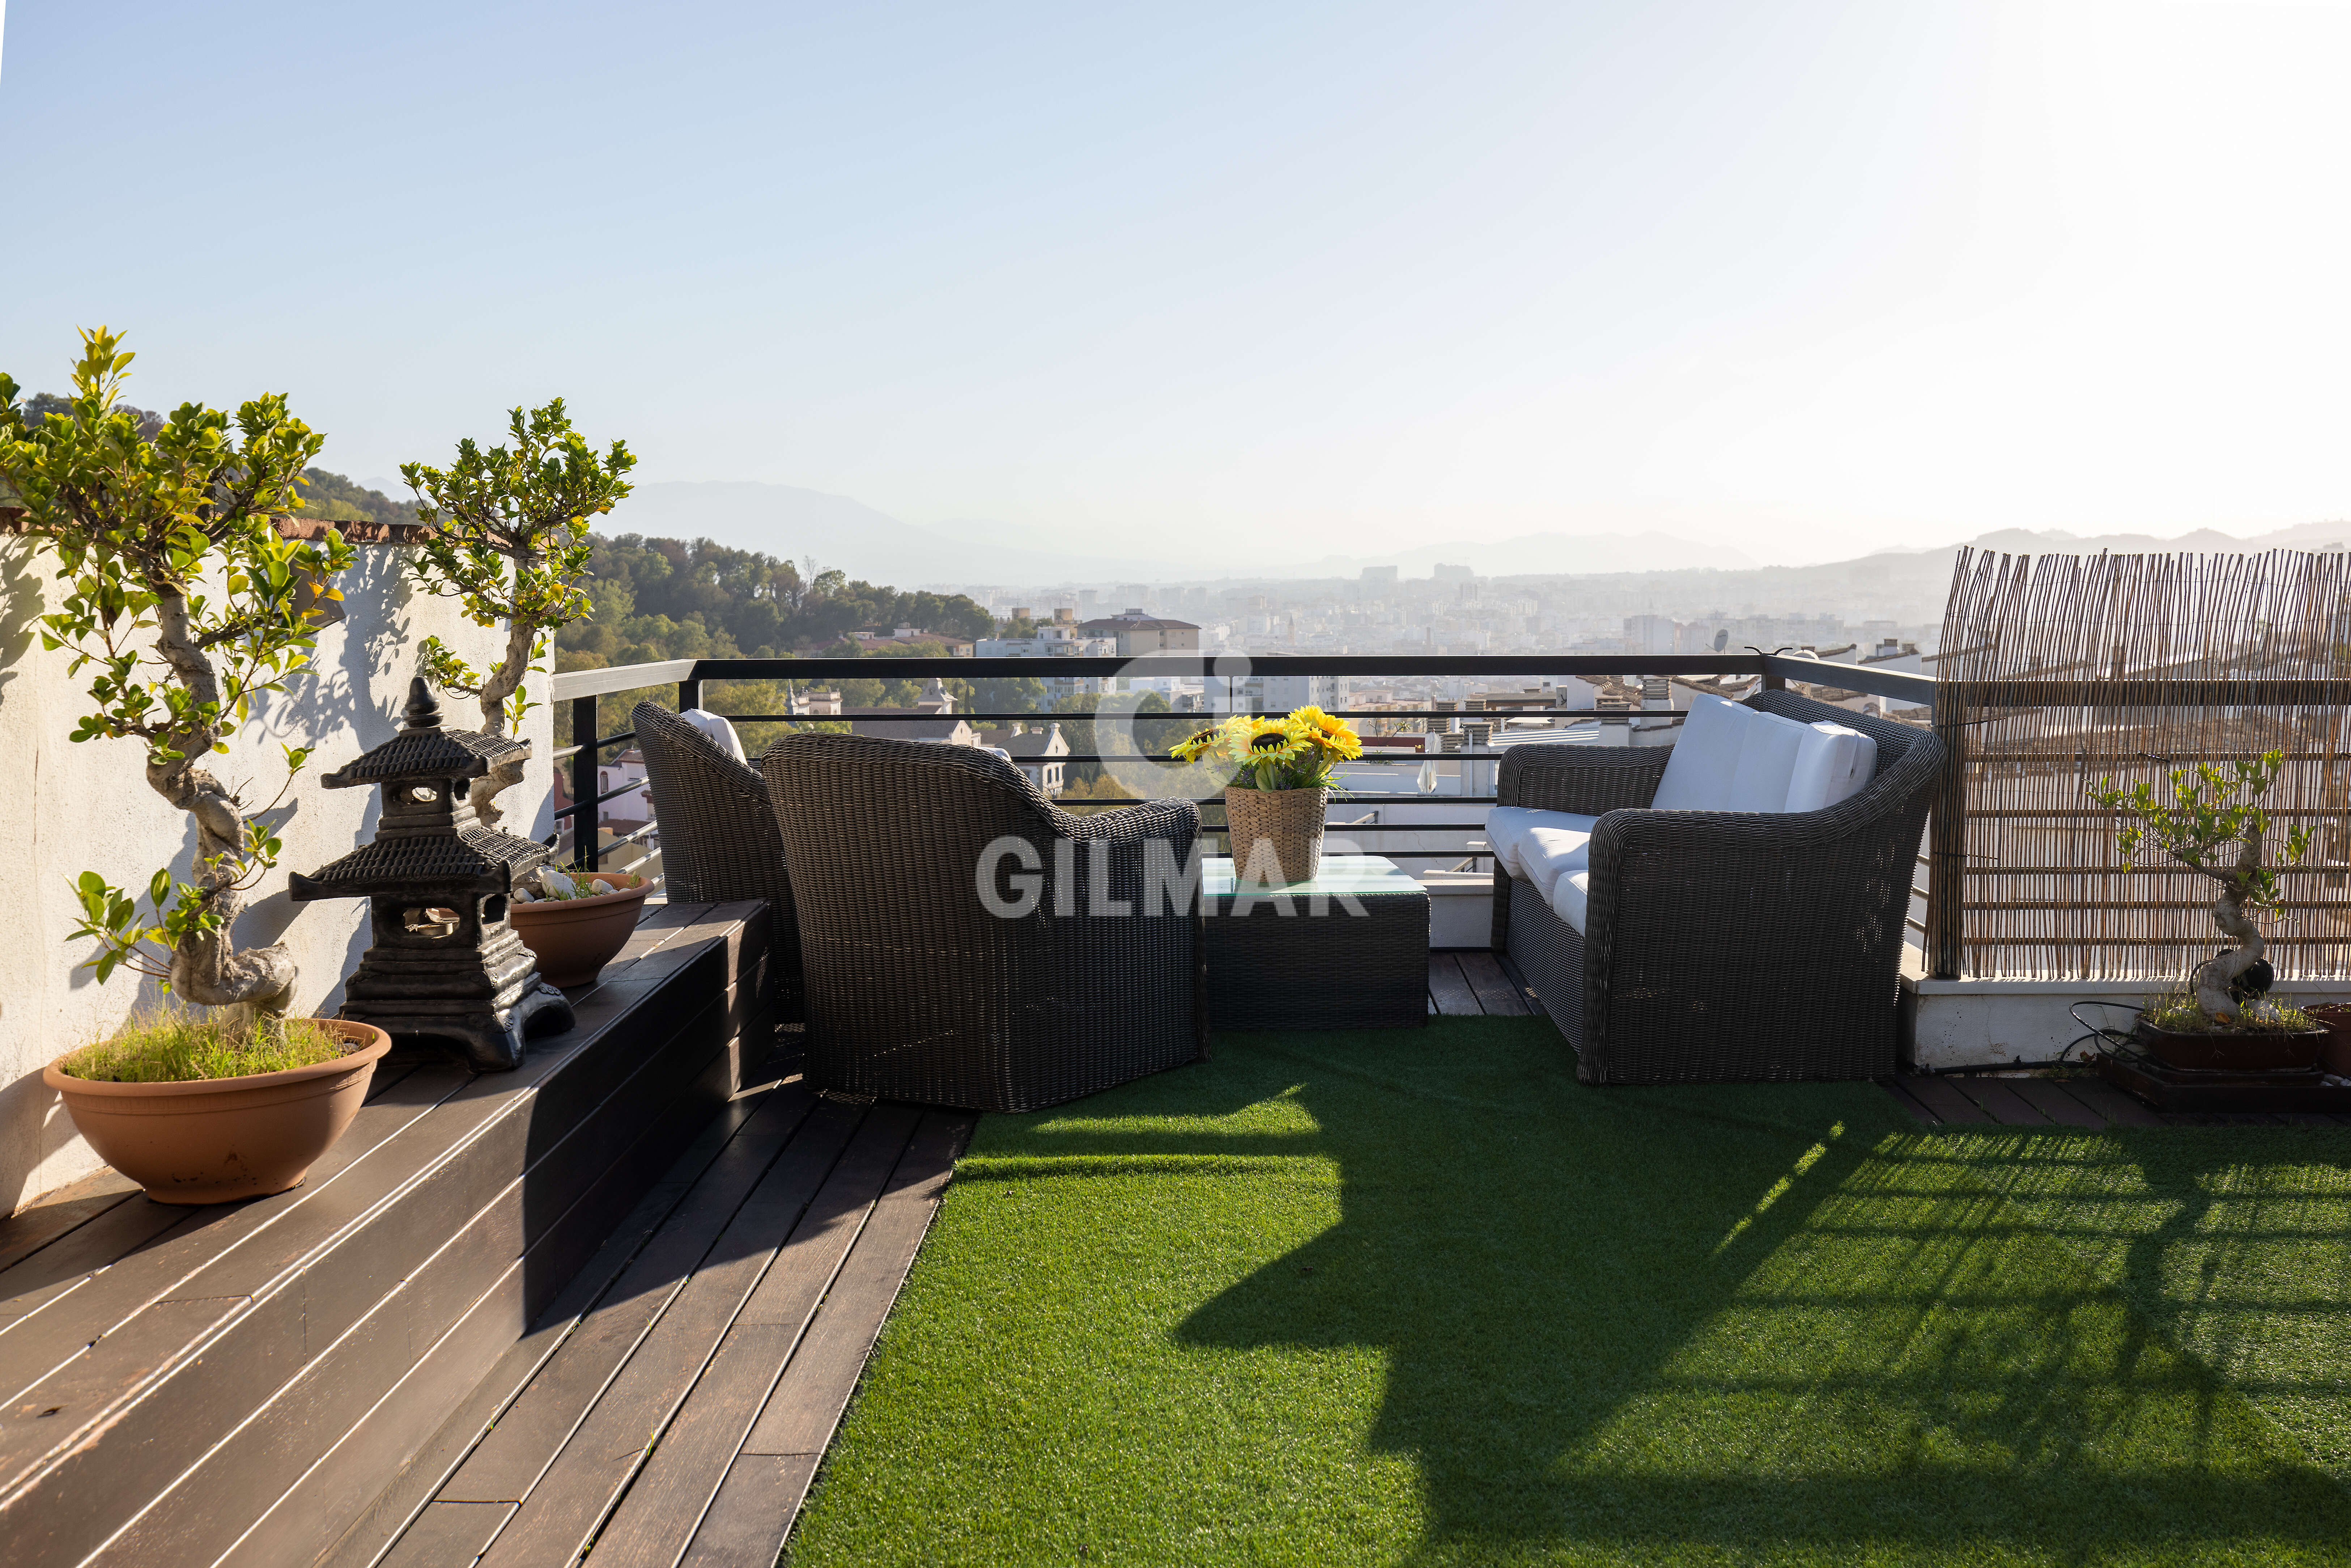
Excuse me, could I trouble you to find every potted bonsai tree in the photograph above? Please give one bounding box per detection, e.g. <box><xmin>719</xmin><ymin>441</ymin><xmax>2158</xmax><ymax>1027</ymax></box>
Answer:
<box><xmin>1</xmin><ymin>328</ymin><xmax>391</xmax><ymax>1202</ymax></box>
<box><xmin>2091</xmin><ymin>751</ymin><xmax>2325</xmax><ymax>1071</ymax></box>
<box><xmin>1173</xmin><ymin>706</ymin><xmax>1361</xmax><ymax>885</ymax></box>
<box><xmin>400</xmin><ymin>400</ymin><xmax>635</xmax><ymax>831</ymax></box>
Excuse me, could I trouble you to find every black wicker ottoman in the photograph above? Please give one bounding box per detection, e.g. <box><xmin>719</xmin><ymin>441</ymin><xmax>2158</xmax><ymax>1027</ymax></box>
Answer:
<box><xmin>1205</xmin><ymin>855</ymin><xmax>1429</xmax><ymax>1030</ymax></box>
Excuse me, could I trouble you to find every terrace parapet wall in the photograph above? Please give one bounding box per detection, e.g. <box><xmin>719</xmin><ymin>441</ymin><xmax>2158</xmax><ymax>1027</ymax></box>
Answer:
<box><xmin>0</xmin><ymin>529</ymin><xmax>552</xmax><ymax>1214</ymax></box>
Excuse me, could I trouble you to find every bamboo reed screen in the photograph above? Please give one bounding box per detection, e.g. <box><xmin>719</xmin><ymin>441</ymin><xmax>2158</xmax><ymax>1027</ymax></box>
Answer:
<box><xmin>1934</xmin><ymin>547</ymin><xmax>2351</xmax><ymax>981</ymax></box>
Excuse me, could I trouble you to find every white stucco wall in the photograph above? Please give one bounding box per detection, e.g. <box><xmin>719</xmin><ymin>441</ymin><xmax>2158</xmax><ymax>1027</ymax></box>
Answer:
<box><xmin>0</xmin><ymin>539</ymin><xmax>554</xmax><ymax>1214</ymax></box>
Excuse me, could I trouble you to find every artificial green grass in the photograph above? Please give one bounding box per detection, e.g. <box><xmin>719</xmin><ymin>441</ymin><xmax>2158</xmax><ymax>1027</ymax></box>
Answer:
<box><xmin>788</xmin><ymin>1017</ymin><xmax>2351</xmax><ymax>1566</ymax></box>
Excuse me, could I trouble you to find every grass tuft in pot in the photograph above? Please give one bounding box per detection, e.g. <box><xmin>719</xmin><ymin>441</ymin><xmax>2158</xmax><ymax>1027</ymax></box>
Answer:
<box><xmin>58</xmin><ymin>1009</ymin><xmax>347</xmax><ymax>1084</ymax></box>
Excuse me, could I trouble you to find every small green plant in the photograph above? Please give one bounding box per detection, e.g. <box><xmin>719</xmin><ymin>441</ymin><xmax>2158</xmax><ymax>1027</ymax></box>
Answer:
<box><xmin>57</xmin><ymin>1008</ymin><xmax>345</xmax><ymax>1083</ymax></box>
<box><xmin>0</xmin><ymin>330</ymin><xmax>354</xmax><ymax>1012</ymax></box>
<box><xmin>2090</xmin><ymin>751</ymin><xmax>2312</xmax><ymax>1027</ymax></box>
<box><xmin>2140</xmin><ymin>982</ymin><xmax>2314</xmax><ymax>1036</ymax></box>
<box><xmin>401</xmin><ymin>401</ymin><xmax>635</xmax><ymax>828</ymax></box>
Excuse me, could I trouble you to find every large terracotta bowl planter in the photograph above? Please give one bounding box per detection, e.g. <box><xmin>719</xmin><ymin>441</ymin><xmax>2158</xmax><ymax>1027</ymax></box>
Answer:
<box><xmin>510</xmin><ymin>872</ymin><xmax>651</xmax><ymax>986</ymax></box>
<box><xmin>44</xmin><ymin>1019</ymin><xmax>391</xmax><ymax>1205</ymax></box>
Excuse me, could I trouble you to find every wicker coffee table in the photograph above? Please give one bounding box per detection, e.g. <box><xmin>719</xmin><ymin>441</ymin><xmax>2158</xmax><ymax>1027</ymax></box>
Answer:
<box><xmin>1203</xmin><ymin>854</ymin><xmax>1429</xmax><ymax>1030</ymax></box>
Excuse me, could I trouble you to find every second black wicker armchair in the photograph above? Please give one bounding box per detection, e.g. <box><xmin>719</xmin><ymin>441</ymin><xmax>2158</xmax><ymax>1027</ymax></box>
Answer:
<box><xmin>761</xmin><ymin>732</ymin><xmax>1207</xmax><ymax>1111</ymax></box>
<box><xmin>633</xmin><ymin>702</ymin><xmax>804</xmax><ymax>1026</ymax></box>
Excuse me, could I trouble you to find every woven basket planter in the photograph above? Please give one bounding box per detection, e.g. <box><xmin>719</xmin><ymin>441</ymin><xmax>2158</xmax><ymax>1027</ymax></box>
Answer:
<box><xmin>1224</xmin><ymin>785</ymin><xmax>1327</xmax><ymax>885</ymax></box>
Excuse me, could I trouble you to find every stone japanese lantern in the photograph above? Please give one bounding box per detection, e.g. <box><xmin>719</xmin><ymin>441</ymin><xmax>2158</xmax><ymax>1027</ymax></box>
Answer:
<box><xmin>290</xmin><ymin>677</ymin><xmax>573</xmax><ymax>1070</ymax></box>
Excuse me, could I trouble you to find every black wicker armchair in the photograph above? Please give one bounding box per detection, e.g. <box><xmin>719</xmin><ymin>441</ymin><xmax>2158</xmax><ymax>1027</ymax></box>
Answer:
<box><xmin>633</xmin><ymin>703</ymin><xmax>804</xmax><ymax>1027</ymax></box>
<box><xmin>1492</xmin><ymin>690</ymin><xmax>1944</xmax><ymax>1084</ymax></box>
<box><xmin>761</xmin><ymin>732</ymin><xmax>1207</xmax><ymax>1111</ymax></box>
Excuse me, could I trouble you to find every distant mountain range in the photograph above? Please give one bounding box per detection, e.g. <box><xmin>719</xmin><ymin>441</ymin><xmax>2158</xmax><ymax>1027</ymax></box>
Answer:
<box><xmin>377</xmin><ymin>477</ymin><xmax>2351</xmax><ymax>604</ymax></box>
<box><xmin>483</xmin><ymin>479</ymin><xmax>1761</xmax><ymax>587</ymax></box>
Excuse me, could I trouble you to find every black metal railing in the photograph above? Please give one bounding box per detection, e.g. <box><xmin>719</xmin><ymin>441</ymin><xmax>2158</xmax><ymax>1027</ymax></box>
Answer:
<box><xmin>549</xmin><ymin>648</ymin><xmax>1937</xmax><ymax>917</ymax></box>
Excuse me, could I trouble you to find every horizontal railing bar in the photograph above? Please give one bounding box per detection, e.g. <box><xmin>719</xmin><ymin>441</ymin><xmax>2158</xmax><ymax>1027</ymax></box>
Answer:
<box><xmin>1963</xmin><ymin>865</ymin><xmax>2351</xmax><ymax>876</ymax></box>
<box><xmin>1959</xmin><ymin>807</ymin><xmax>2349</xmax><ymax>819</ymax></box>
<box><xmin>667</xmin><ymin>654</ymin><xmax>1778</xmax><ymax>680</ymax></box>
<box><xmin>554</xmin><ymin>731</ymin><xmax>637</xmax><ymax>755</ymax></box>
<box><xmin>1966</xmin><ymin>936</ymin><xmax>2351</xmax><ymax>947</ymax></box>
<box><xmin>1763</xmin><ymin>655</ymin><xmax>1936</xmax><ymax>704</ymax></box>
<box><xmin>1944</xmin><ymin>677</ymin><xmax>2351</xmax><ymax>707</ymax></box>
<box><xmin>549</xmin><ymin>780</ymin><xmax>646</xmax><ymax>820</ymax></box>
<box><xmin>710</xmin><ymin>709</ymin><xmax>1672</xmax><ymax>723</ymax></box>
<box><xmin>1970</xmin><ymin>899</ymin><xmax>2351</xmax><ymax>912</ymax></box>
<box><xmin>549</xmin><ymin>658</ymin><xmax>697</xmax><ymax>700</ymax></box>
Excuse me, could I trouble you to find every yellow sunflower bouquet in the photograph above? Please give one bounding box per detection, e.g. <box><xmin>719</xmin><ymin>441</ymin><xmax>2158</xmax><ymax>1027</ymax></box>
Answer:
<box><xmin>1171</xmin><ymin>706</ymin><xmax>1361</xmax><ymax>790</ymax></box>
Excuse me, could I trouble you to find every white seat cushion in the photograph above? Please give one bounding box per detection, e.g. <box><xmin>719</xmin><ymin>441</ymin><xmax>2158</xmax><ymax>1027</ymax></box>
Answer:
<box><xmin>1520</xmin><ymin>827</ymin><xmax>1595</xmax><ymax>901</ymax></box>
<box><xmin>1552</xmin><ymin>867</ymin><xmax>1591</xmax><ymax>933</ymax></box>
<box><xmin>1651</xmin><ymin>696</ymin><xmax>1751</xmax><ymax>812</ymax></box>
<box><xmin>1485</xmin><ymin>807</ymin><xmax>1598</xmax><ymax>885</ymax></box>
<box><xmin>1726</xmin><ymin>709</ymin><xmax>1807</xmax><ymax>813</ymax></box>
<box><xmin>1785</xmin><ymin>721</ymin><xmax>1878</xmax><ymax>813</ymax></box>
<box><xmin>679</xmin><ymin>708</ymin><xmax>747</xmax><ymax>765</ymax></box>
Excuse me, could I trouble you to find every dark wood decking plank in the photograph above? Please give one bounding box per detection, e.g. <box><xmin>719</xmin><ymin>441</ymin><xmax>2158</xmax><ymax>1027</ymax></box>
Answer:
<box><xmin>1426</xmin><ymin>955</ymin><xmax>1483</xmax><ymax>1017</ymax></box>
<box><xmin>587</xmin><ymin>1108</ymin><xmax>921</xmax><ymax>1567</ymax></box>
<box><xmin>740</xmin><ymin>1111</ymin><xmax>970</xmax><ymax>1462</ymax></box>
<box><xmin>2009</xmin><ymin>1079</ymin><xmax>2106</xmax><ymax>1130</ymax></box>
<box><xmin>474</xmin><ymin>1101</ymin><xmax>870</xmax><ymax>1568</ymax></box>
<box><xmin>1454</xmin><ymin>951</ymin><xmax>1531</xmax><ymax>1016</ymax></box>
<box><xmin>1899</xmin><ymin>1076</ymin><xmax>1993</xmax><ymax>1125</ymax></box>
<box><xmin>1953</xmin><ymin>1078</ymin><xmax>2052</xmax><ymax>1126</ymax></box>
<box><xmin>2059</xmin><ymin>1076</ymin><xmax>2169</xmax><ymax>1128</ymax></box>
<box><xmin>0</xmin><ymin>1169</ymin><xmax>144</xmax><ymax>1278</ymax></box>
<box><xmin>324</xmin><ymin>1085</ymin><xmax>788</xmax><ymax>1568</ymax></box>
<box><xmin>0</xmin><ymin>1064</ymin><xmax>478</xmax><ymax>1431</ymax></box>
<box><xmin>438</xmin><ymin>1084</ymin><xmax>822</xmax><ymax>1504</ymax></box>
<box><xmin>377</xmin><ymin>1501</ymin><xmax>514</xmax><ymax>1568</ymax></box>
<box><xmin>681</xmin><ymin>1453</ymin><xmax>819</xmax><ymax>1567</ymax></box>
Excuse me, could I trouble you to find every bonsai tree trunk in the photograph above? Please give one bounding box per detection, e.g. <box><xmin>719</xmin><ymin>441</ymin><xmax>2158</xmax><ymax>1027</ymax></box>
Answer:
<box><xmin>467</xmin><ymin>613</ymin><xmax>536</xmax><ymax>828</ymax></box>
<box><xmin>2190</xmin><ymin>836</ymin><xmax>2264</xmax><ymax>1024</ymax></box>
<box><xmin>150</xmin><ymin>587</ymin><xmax>297</xmax><ymax>1015</ymax></box>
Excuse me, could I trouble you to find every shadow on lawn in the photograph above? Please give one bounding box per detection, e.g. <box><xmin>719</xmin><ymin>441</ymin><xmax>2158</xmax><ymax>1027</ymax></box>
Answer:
<box><xmin>1161</xmin><ymin>1023</ymin><xmax>2351</xmax><ymax>1562</ymax></box>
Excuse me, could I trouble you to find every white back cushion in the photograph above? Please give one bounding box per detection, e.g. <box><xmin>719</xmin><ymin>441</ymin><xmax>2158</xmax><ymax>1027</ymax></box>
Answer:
<box><xmin>680</xmin><ymin>708</ymin><xmax>748</xmax><ymax>765</ymax></box>
<box><xmin>1651</xmin><ymin>697</ymin><xmax>1751</xmax><ymax>812</ymax></box>
<box><xmin>1784</xmin><ymin>721</ymin><xmax>1878</xmax><ymax>813</ymax></box>
<box><xmin>1726</xmin><ymin>709</ymin><xmax>1807</xmax><ymax>813</ymax></box>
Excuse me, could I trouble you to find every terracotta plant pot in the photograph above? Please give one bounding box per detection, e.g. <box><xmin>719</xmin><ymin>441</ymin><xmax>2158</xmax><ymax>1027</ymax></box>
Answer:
<box><xmin>43</xmin><ymin>1019</ymin><xmax>391</xmax><ymax>1205</ymax></box>
<box><xmin>1224</xmin><ymin>785</ymin><xmax>1328</xmax><ymax>886</ymax></box>
<box><xmin>2135</xmin><ymin>1021</ymin><xmax>2326</xmax><ymax>1074</ymax></box>
<box><xmin>510</xmin><ymin>872</ymin><xmax>651</xmax><ymax>986</ymax></box>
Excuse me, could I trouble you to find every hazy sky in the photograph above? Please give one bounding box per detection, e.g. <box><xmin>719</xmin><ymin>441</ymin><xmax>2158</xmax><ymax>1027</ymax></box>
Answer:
<box><xmin>3</xmin><ymin>1</ymin><xmax>2346</xmax><ymax>567</ymax></box>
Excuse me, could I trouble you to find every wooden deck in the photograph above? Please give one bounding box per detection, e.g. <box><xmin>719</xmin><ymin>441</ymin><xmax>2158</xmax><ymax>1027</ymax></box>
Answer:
<box><xmin>1424</xmin><ymin>952</ymin><xmax>2351</xmax><ymax>1130</ymax></box>
<box><xmin>352</xmin><ymin>1081</ymin><xmax>973</xmax><ymax>1568</ymax></box>
<box><xmin>0</xmin><ymin>903</ymin><xmax>773</xmax><ymax>1568</ymax></box>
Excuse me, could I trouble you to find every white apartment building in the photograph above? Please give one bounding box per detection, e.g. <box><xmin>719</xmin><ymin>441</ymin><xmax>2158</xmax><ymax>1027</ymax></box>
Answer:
<box><xmin>972</xmin><ymin>624</ymin><xmax>1119</xmax><ymax>700</ymax></box>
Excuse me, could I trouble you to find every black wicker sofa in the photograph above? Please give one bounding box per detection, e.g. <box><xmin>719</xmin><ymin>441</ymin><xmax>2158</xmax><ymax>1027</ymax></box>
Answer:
<box><xmin>1489</xmin><ymin>690</ymin><xmax>1944</xmax><ymax>1084</ymax></box>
